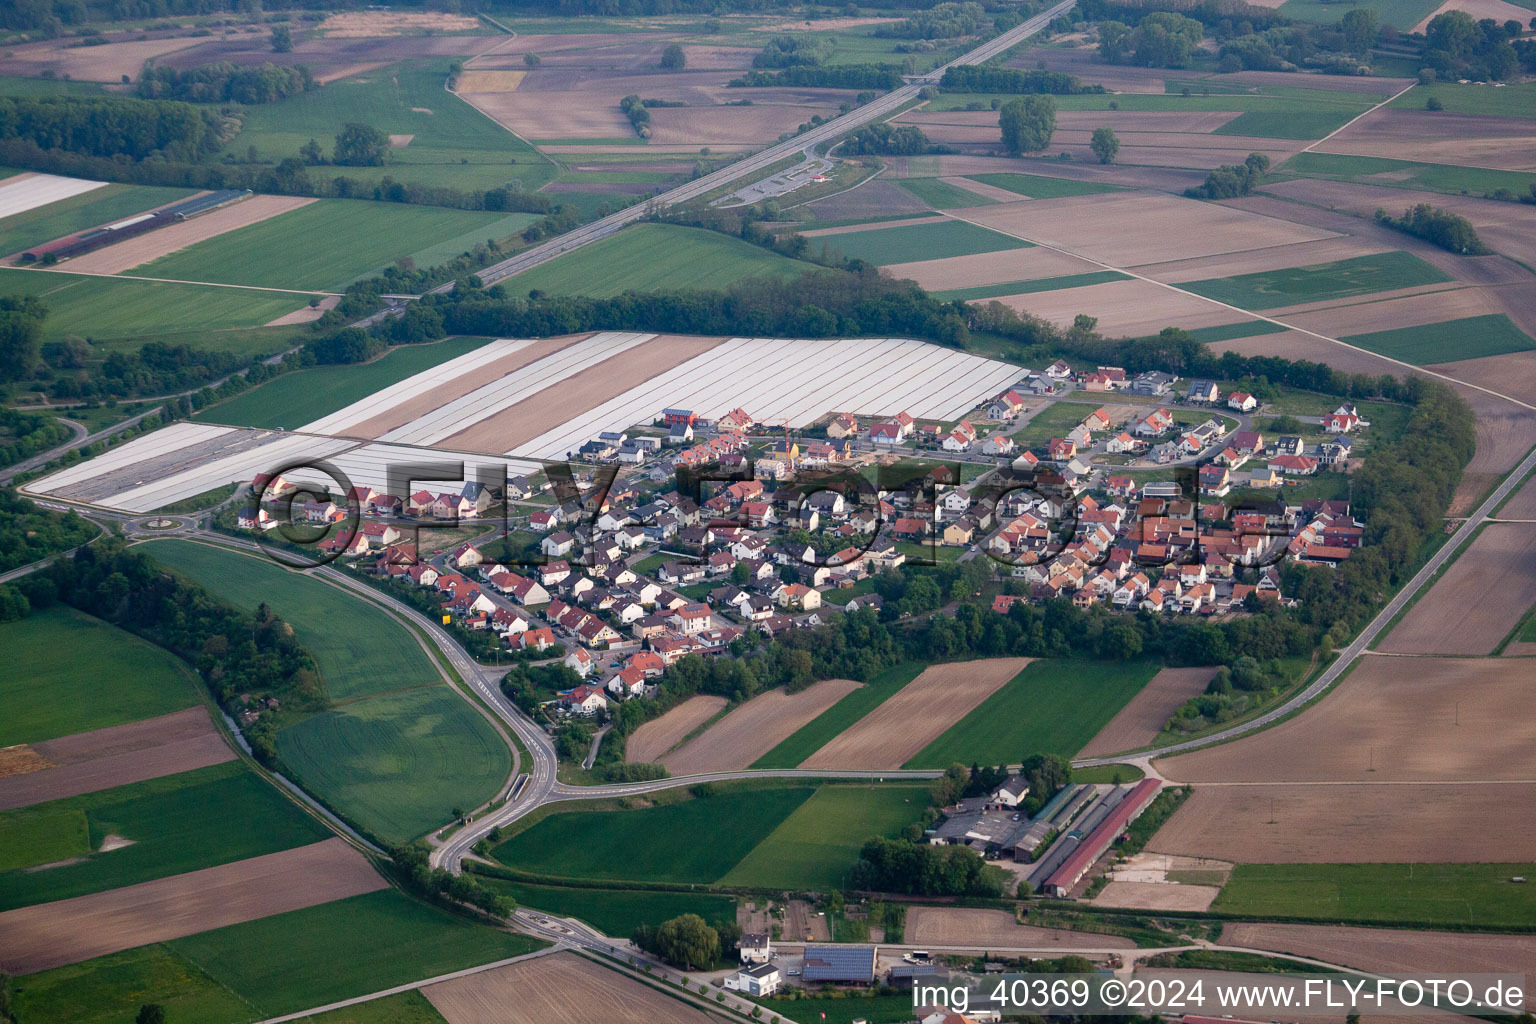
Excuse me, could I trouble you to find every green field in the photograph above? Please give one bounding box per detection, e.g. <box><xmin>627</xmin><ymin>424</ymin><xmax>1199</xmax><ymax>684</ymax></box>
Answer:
<box><xmin>0</xmin><ymin>763</ymin><xmax>328</xmax><ymax>911</ymax></box>
<box><xmin>0</xmin><ymin>605</ymin><xmax>199</xmax><ymax>747</ymax></box>
<box><xmin>752</xmin><ymin>662</ymin><xmax>924</xmax><ymax>768</ymax></box>
<box><xmin>11</xmin><ymin>890</ymin><xmax>541</xmax><ymax>1024</ymax></box>
<box><xmin>1284</xmin><ymin>152</ymin><xmax>1536</xmax><ymax>198</ymax></box>
<box><xmin>824</xmin><ymin>218</ymin><xmax>1030</xmax><ymax>265</ymax></box>
<box><xmin>1215</xmin><ymin>863</ymin><xmax>1536</xmax><ymax>927</ymax></box>
<box><xmin>1182</xmin><ymin>251</ymin><xmax>1451</xmax><ymax>311</ymax></box>
<box><xmin>294</xmin><ymin>992</ymin><xmax>448</xmax><ymax>1024</ymax></box>
<box><xmin>233</xmin><ymin>59</ymin><xmax>555</xmax><ymax>193</ymax></box>
<box><xmin>719</xmin><ymin>784</ymin><xmax>928</xmax><ymax>889</ymax></box>
<box><xmin>494</xmin><ymin>786</ymin><xmax>814</xmax><ymax>884</ymax></box>
<box><xmin>478</xmin><ymin>878</ymin><xmax>737</xmax><ymax>937</ymax></box>
<box><xmin>1341</xmin><ymin>314</ymin><xmax>1536</xmax><ymax>365</ymax></box>
<box><xmin>195</xmin><ymin>335</ymin><xmax>490</xmax><ymax>430</ymax></box>
<box><xmin>758</xmin><ymin>994</ymin><xmax>917</xmax><ymax>1024</ymax></box>
<box><xmin>1211</xmin><ymin>109</ymin><xmax>1362</xmax><ymax>140</ymax></box>
<box><xmin>1187</xmin><ymin>320</ymin><xmax>1289</xmax><ymax>344</ymax></box>
<box><xmin>0</xmin><ymin>183</ymin><xmax>192</xmax><ymax>257</ymax></box>
<box><xmin>504</xmin><ymin>223</ymin><xmax>811</xmax><ymax>297</ymax></box>
<box><xmin>964</xmin><ymin>172</ymin><xmax>1126</xmax><ymax>199</ymax></box>
<box><xmin>1008</xmin><ymin>400</ymin><xmax>1094</xmax><ymax>447</ymax></box>
<box><xmin>134</xmin><ymin>199</ymin><xmax>529</xmax><ymax>291</ymax></box>
<box><xmin>896</xmin><ymin>177</ymin><xmax>997</xmax><ymax>210</ymax></box>
<box><xmin>906</xmin><ymin>659</ymin><xmax>1160</xmax><ymax>767</ymax></box>
<box><xmin>1388</xmin><ymin>82</ymin><xmax>1536</xmax><ymax>119</ymax></box>
<box><xmin>0</xmin><ymin>267</ymin><xmax>312</xmax><ymax>340</ymax></box>
<box><xmin>1276</xmin><ymin>0</ymin><xmax>1441</xmax><ymax>26</ymax></box>
<box><xmin>934</xmin><ymin>270</ymin><xmax>1131</xmax><ymax>303</ymax></box>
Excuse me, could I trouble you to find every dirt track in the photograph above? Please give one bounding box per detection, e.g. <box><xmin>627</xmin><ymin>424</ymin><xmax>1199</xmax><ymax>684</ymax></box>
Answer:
<box><xmin>906</xmin><ymin>907</ymin><xmax>1135</xmax><ymax>949</ymax></box>
<box><xmin>1080</xmin><ymin>667</ymin><xmax>1215</xmax><ymax>757</ymax></box>
<box><xmin>660</xmin><ymin>679</ymin><xmax>862</xmax><ymax>775</ymax></box>
<box><xmin>424</xmin><ymin>951</ymin><xmax>717</xmax><ymax>1024</ymax></box>
<box><xmin>61</xmin><ymin>196</ymin><xmax>316</xmax><ymax>275</ymax></box>
<box><xmin>624</xmin><ymin>695</ymin><xmax>728</xmax><ymax>763</ymax></box>
<box><xmin>0</xmin><ymin>708</ymin><xmax>235</xmax><ymax>812</ymax></box>
<box><xmin>1376</xmin><ymin>525</ymin><xmax>1536</xmax><ymax>655</ymax></box>
<box><xmin>0</xmin><ymin>838</ymin><xmax>384</xmax><ymax>974</ymax></box>
<box><xmin>799</xmin><ymin>658</ymin><xmax>1031</xmax><ymax>770</ymax></box>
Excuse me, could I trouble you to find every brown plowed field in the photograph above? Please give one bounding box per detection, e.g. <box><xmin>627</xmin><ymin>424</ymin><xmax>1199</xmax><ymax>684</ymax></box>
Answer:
<box><xmin>1146</xmin><ymin>783</ymin><xmax>1536</xmax><ymax>862</ymax></box>
<box><xmin>801</xmin><ymin>214</ymin><xmax>951</xmax><ymax>237</ymax></box>
<box><xmin>1225</xmin><ymin>923</ymin><xmax>1536</xmax><ymax>1001</ymax></box>
<box><xmin>1142</xmin><ymin>236</ymin><xmax>1392</xmax><ymax>283</ymax></box>
<box><xmin>424</xmin><ymin>951</ymin><xmax>717</xmax><ymax>1024</ymax></box>
<box><xmin>799</xmin><ymin>658</ymin><xmax>1032</xmax><ymax>770</ymax></box>
<box><xmin>625</xmin><ymin>695</ymin><xmax>729</xmax><ymax>763</ymax></box>
<box><xmin>1287</xmin><ymin>285</ymin><xmax>1502</xmax><ymax>338</ymax></box>
<box><xmin>463</xmin><ymin>89</ymin><xmax>635</xmax><ymax>140</ymax></box>
<box><xmin>957</xmin><ymin>193</ymin><xmax>1336</xmax><ymax>268</ymax></box>
<box><xmin>0</xmin><ymin>708</ymin><xmax>234</xmax><ymax>812</ymax></box>
<box><xmin>441</xmin><ymin>335</ymin><xmax>724</xmax><ymax>453</ymax></box>
<box><xmin>998</xmin><ymin>278</ymin><xmax>1233</xmax><ymax>337</ymax></box>
<box><xmin>1316</xmin><ymin>108</ymin><xmax>1536</xmax><ymax>172</ymax></box>
<box><xmin>883</xmin><ymin>246</ymin><xmax>1101</xmax><ymax>291</ymax></box>
<box><xmin>1498</xmin><ymin>472</ymin><xmax>1536</xmax><ymax>520</ymax></box>
<box><xmin>0</xmin><ymin>35</ymin><xmax>203</xmax><ymax>81</ymax></box>
<box><xmin>1376</xmin><ymin>525</ymin><xmax>1536</xmax><ymax>654</ymax></box>
<box><xmin>1080</xmin><ymin>667</ymin><xmax>1216</xmax><ymax>757</ymax></box>
<box><xmin>0</xmin><ymin>838</ymin><xmax>384</xmax><ymax>974</ymax></box>
<box><xmin>1095</xmin><ymin>880</ymin><xmax>1219</xmax><ymax>911</ymax></box>
<box><xmin>317</xmin><ymin>11</ymin><xmax>483</xmax><ymax>35</ymax></box>
<box><xmin>61</xmin><ymin>196</ymin><xmax>317</xmax><ymax>275</ymax></box>
<box><xmin>1157</xmin><ymin>656</ymin><xmax>1536</xmax><ymax>783</ymax></box>
<box><xmin>1427</xmin><ymin>350</ymin><xmax>1536</xmax><ymax>408</ymax></box>
<box><xmin>660</xmin><ymin>680</ymin><xmax>862</xmax><ymax>775</ymax></box>
<box><xmin>906</xmin><ymin>907</ymin><xmax>1134</xmax><ymax>949</ymax></box>
<box><xmin>803</xmin><ymin>178</ymin><xmax>931</xmax><ymax>221</ymax></box>
<box><xmin>338</xmin><ymin>335</ymin><xmax>587</xmax><ymax>440</ymax></box>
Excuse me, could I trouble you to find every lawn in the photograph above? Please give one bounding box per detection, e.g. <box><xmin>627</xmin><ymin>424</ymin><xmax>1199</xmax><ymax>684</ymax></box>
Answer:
<box><xmin>824</xmin><ymin>218</ymin><xmax>1031</xmax><ymax>265</ymax></box>
<box><xmin>478</xmin><ymin>878</ymin><xmax>738</xmax><ymax>937</ymax></box>
<box><xmin>0</xmin><ymin>183</ymin><xmax>192</xmax><ymax>257</ymax></box>
<box><xmin>194</xmin><ymin>335</ymin><xmax>490</xmax><ymax>430</ymax></box>
<box><xmin>0</xmin><ymin>267</ymin><xmax>312</xmax><ymax>340</ymax></box>
<box><xmin>905</xmin><ymin>659</ymin><xmax>1160</xmax><ymax>767</ymax></box>
<box><xmin>964</xmin><ymin>172</ymin><xmax>1126</xmax><ymax>199</ymax></box>
<box><xmin>1214</xmin><ymin>863</ymin><xmax>1536</xmax><ymax>927</ymax></box>
<box><xmin>896</xmin><ymin>177</ymin><xmax>997</xmax><ymax>210</ymax></box>
<box><xmin>0</xmin><ymin>604</ymin><xmax>199</xmax><ymax>747</ymax></box>
<box><xmin>133</xmin><ymin>199</ymin><xmax>528</xmax><ymax>292</ymax></box>
<box><xmin>1008</xmin><ymin>400</ymin><xmax>1093</xmax><ymax>448</ymax></box>
<box><xmin>934</xmin><ymin>270</ymin><xmax>1130</xmax><ymax>303</ymax></box>
<box><xmin>1283</xmin><ymin>152</ymin><xmax>1536</xmax><ymax>198</ymax></box>
<box><xmin>1211</xmin><ymin>109</ymin><xmax>1361</xmax><ymax>140</ymax></box>
<box><xmin>757</xmin><ymin>994</ymin><xmax>918</xmax><ymax>1024</ymax></box>
<box><xmin>504</xmin><ymin>223</ymin><xmax>812</xmax><ymax>298</ymax></box>
<box><xmin>1340</xmin><ymin>313</ymin><xmax>1535</xmax><ymax>365</ymax></box>
<box><xmin>493</xmin><ymin>785</ymin><xmax>815</xmax><ymax>884</ymax></box>
<box><xmin>11</xmin><ymin>889</ymin><xmax>541</xmax><ymax>1024</ymax></box>
<box><xmin>719</xmin><ymin>784</ymin><xmax>929</xmax><ymax>890</ymax></box>
<box><xmin>752</xmin><ymin>662</ymin><xmax>924</xmax><ymax>768</ymax></box>
<box><xmin>1181</xmin><ymin>251</ymin><xmax>1451</xmax><ymax>311</ymax></box>
<box><xmin>0</xmin><ymin>762</ymin><xmax>328</xmax><ymax>911</ymax></box>
<box><xmin>1388</xmin><ymin>82</ymin><xmax>1536</xmax><ymax>119</ymax></box>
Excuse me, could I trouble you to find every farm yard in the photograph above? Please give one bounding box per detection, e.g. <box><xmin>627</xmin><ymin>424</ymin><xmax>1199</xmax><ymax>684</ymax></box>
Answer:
<box><xmin>423</xmin><ymin>952</ymin><xmax>713</xmax><ymax>1024</ymax></box>
<box><xmin>654</xmin><ymin>679</ymin><xmax>864</xmax><ymax>775</ymax></box>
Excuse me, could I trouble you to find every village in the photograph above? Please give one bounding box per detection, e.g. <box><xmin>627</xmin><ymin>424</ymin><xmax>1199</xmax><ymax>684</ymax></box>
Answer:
<box><xmin>237</xmin><ymin>359</ymin><xmax>1373</xmax><ymax>721</ymax></box>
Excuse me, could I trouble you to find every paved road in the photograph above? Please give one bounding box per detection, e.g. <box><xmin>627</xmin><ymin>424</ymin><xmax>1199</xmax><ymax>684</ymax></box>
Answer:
<box><xmin>0</xmin><ymin>409</ymin><xmax>160</xmax><ymax>486</ymax></box>
<box><xmin>441</xmin><ymin>0</ymin><xmax>1075</xmax><ymax>293</ymax></box>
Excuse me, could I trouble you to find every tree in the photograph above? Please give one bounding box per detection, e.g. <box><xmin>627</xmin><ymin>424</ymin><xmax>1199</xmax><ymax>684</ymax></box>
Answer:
<box><xmin>136</xmin><ymin>1006</ymin><xmax>167</xmax><ymax>1024</ymax></box>
<box><xmin>333</xmin><ymin>122</ymin><xmax>388</xmax><ymax>166</ymax></box>
<box><xmin>998</xmin><ymin>94</ymin><xmax>1055</xmax><ymax>155</ymax></box>
<box><xmin>660</xmin><ymin>43</ymin><xmax>686</xmax><ymax>69</ymax></box>
<box><xmin>299</xmin><ymin>137</ymin><xmax>323</xmax><ymax>165</ymax></box>
<box><xmin>1426</xmin><ymin>95</ymin><xmax>1443</xmax><ymax>110</ymax></box>
<box><xmin>652</xmin><ymin>914</ymin><xmax>719</xmax><ymax>969</ymax></box>
<box><xmin>270</xmin><ymin>23</ymin><xmax>292</xmax><ymax>53</ymax></box>
<box><xmin>523</xmin><ymin>52</ymin><xmax>541</xmax><ymax>67</ymax></box>
<box><xmin>1339</xmin><ymin>8</ymin><xmax>1377</xmax><ymax>56</ymax></box>
<box><xmin>1089</xmin><ymin>126</ymin><xmax>1119</xmax><ymax>164</ymax></box>
<box><xmin>0</xmin><ymin>299</ymin><xmax>44</xmax><ymax>383</ymax></box>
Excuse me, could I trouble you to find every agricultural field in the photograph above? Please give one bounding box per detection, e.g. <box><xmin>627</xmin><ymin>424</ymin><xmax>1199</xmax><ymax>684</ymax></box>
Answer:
<box><xmin>0</xmin><ymin>173</ymin><xmax>106</xmax><ymax>221</ymax></box>
<box><xmin>964</xmin><ymin>172</ymin><xmax>1125</xmax><ymax>199</ymax></box>
<box><xmin>503</xmin><ymin>224</ymin><xmax>811</xmax><ymax>298</ymax></box>
<box><xmin>295</xmin><ymin>991</ymin><xmax>449</xmax><ymax>1024</ymax></box>
<box><xmin>1376</xmin><ymin>526</ymin><xmax>1536</xmax><ymax>655</ymax></box>
<box><xmin>477</xmin><ymin>878</ymin><xmax>736</xmax><ymax>939</ymax></box>
<box><xmin>1283</xmin><ymin>152</ymin><xmax>1536</xmax><ymax>199</ymax></box>
<box><xmin>1215</xmin><ymin>864</ymin><xmax>1536</xmax><ymax>928</ymax></box>
<box><xmin>1223</xmin><ymin>922</ymin><xmax>1536</xmax><ymax>985</ymax></box>
<box><xmin>1210</xmin><ymin>109</ymin><xmax>1363</xmax><ymax>140</ymax></box>
<box><xmin>59</xmin><ymin>196</ymin><xmax>319</xmax><ymax>276</ymax></box>
<box><xmin>0</xmin><ymin>605</ymin><xmax>199</xmax><ymax>747</ymax></box>
<box><xmin>1079</xmin><ymin>667</ymin><xmax>1218</xmax><ymax>757</ymax></box>
<box><xmin>0</xmin><ymin>182</ymin><xmax>192</xmax><ymax>258</ymax></box>
<box><xmin>895</xmin><ymin>177</ymin><xmax>999</xmax><ymax>210</ymax></box>
<box><xmin>905</xmin><ymin>907</ymin><xmax>1135</xmax><ymax>949</ymax></box>
<box><xmin>423</xmin><ymin>952</ymin><xmax>714</xmax><ymax>1024</ymax></box>
<box><xmin>822</xmin><ymin>218</ymin><xmax>1032</xmax><ymax>265</ymax></box>
<box><xmin>908</xmin><ymin>659</ymin><xmax>1160</xmax><ymax>768</ymax></box>
<box><xmin>1340</xmin><ymin>314</ymin><xmax>1536</xmax><ymax>365</ymax></box>
<box><xmin>623</xmin><ymin>694</ymin><xmax>729</xmax><ymax>763</ymax></box>
<box><xmin>1387</xmin><ymin>81</ymin><xmax>1536</xmax><ymax>119</ymax></box>
<box><xmin>1180</xmin><ymin>251</ymin><xmax>1452</xmax><ymax>311</ymax></box>
<box><xmin>9</xmin><ymin>889</ymin><xmax>542</xmax><ymax>1024</ymax></box>
<box><xmin>656</xmin><ymin>679</ymin><xmax>864</xmax><ymax>775</ymax></box>
<box><xmin>0</xmin><ymin>762</ymin><xmax>329</xmax><ymax>911</ymax></box>
<box><xmin>751</xmin><ymin>662</ymin><xmax>924</xmax><ymax>769</ymax></box>
<box><xmin>933</xmin><ymin>270</ymin><xmax>1130</xmax><ymax>303</ymax></box>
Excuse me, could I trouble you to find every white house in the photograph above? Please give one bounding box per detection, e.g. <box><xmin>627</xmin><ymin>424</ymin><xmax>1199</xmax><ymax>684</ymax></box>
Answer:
<box><xmin>1227</xmin><ymin>391</ymin><xmax>1257</xmax><ymax>412</ymax></box>
<box><xmin>723</xmin><ymin>963</ymin><xmax>781</xmax><ymax>997</ymax></box>
<box><xmin>740</xmin><ymin>932</ymin><xmax>771</xmax><ymax>964</ymax></box>
<box><xmin>564</xmin><ymin>647</ymin><xmax>594</xmax><ymax>677</ymax></box>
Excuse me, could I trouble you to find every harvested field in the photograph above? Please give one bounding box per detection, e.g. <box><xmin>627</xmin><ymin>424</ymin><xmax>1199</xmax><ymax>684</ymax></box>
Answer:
<box><xmin>1157</xmin><ymin>656</ymin><xmax>1536</xmax><ymax>783</ymax></box>
<box><xmin>1080</xmin><ymin>667</ymin><xmax>1217</xmax><ymax>757</ymax></box>
<box><xmin>0</xmin><ymin>35</ymin><xmax>202</xmax><ymax>81</ymax></box>
<box><xmin>60</xmin><ymin>196</ymin><xmax>315</xmax><ymax>275</ymax></box>
<box><xmin>1427</xmin><ymin>350</ymin><xmax>1536</xmax><ymax>408</ymax></box>
<box><xmin>1141</xmin><ymin>235</ymin><xmax>1392</xmax><ymax>284</ymax></box>
<box><xmin>883</xmin><ymin>246</ymin><xmax>1102</xmax><ymax>290</ymax></box>
<box><xmin>799</xmin><ymin>658</ymin><xmax>1031</xmax><ymax>770</ymax></box>
<box><xmin>1499</xmin><ymin>471</ymin><xmax>1536</xmax><ymax>520</ymax></box>
<box><xmin>0</xmin><ymin>708</ymin><xmax>234</xmax><ymax>813</ymax></box>
<box><xmin>461</xmin><ymin>89</ymin><xmax>634</xmax><ymax>141</ymax></box>
<box><xmin>905</xmin><ymin>908</ymin><xmax>1134</xmax><ymax>949</ymax></box>
<box><xmin>440</xmin><ymin>335</ymin><xmax>725</xmax><ymax>453</ymax></box>
<box><xmin>317</xmin><ymin>11</ymin><xmax>484</xmax><ymax>36</ymax></box>
<box><xmin>0</xmin><ymin>838</ymin><xmax>384</xmax><ymax>975</ymax></box>
<box><xmin>659</xmin><ymin>680</ymin><xmax>863</xmax><ymax>775</ymax></box>
<box><xmin>1147</xmin><ymin>783</ymin><xmax>1536</xmax><ymax>862</ymax></box>
<box><xmin>1095</xmin><ymin>881</ymin><xmax>1219</xmax><ymax>911</ymax></box>
<box><xmin>1377</xmin><ymin>525</ymin><xmax>1536</xmax><ymax>654</ymax></box>
<box><xmin>425</xmin><ymin>951</ymin><xmax>715</xmax><ymax>1024</ymax></box>
<box><xmin>264</xmin><ymin>294</ymin><xmax>339</xmax><ymax>327</ymax></box>
<box><xmin>455</xmin><ymin>69</ymin><xmax>526</xmax><ymax>92</ymax></box>
<box><xmin>956</xmin><ymin>193</ymin><xmax>1336</xmax><ymax>267</ymax></box>
<box><xmin>1225</xmin><ymin>923</ymin><xmax>1536</xmax><ymax>994</ymax></box>
<box><xmin>994</xmin><ymin>277</ymin><xmax>1233</xmax><ymax>337</ymax></box>
<box><xmin>1316</xmin><ymin>108</ymin><xmax>1536</xmax><ymax>171</ymax></box>
<box><xmin>625</xmin><ymin>695</ymin><xmax>728</xmax><ymax>763</ymax></box>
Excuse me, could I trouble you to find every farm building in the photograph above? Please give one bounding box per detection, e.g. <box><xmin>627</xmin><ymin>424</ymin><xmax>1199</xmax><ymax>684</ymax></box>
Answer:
<box><xmin>801</xmin><ymin>946</ymin><xmax>877</xmax><ymax>985</ymax></box>
<box><xmin>22</xmin><ymin>189</ymin><xmax>252</xmax><ymax>262</ymax></box>
<box><xmin>1040</xmin><ymin>779</ymin><xmax>1160</xmax><ymax>897</ymax></box>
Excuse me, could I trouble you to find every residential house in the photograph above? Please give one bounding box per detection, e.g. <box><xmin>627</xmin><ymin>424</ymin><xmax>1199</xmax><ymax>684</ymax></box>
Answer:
<box><xmin>564</xmin><ymin>647</ymin><xmax>595</xmax><ymax>677</ymax></box>
<box><xmin>561</xmin><ymin>682</ymin><xmax>606</xmax><ymax>714</ymax></box>
<box><xmin>826</xmin><ymin>412</ymin><xmax>860</xmax><ymax>438</ymax></box>
<box><xmin>1185</xmin><ymin>380</ymin><xmax>1220</xmax><ymax>404</ymax></box>
<box><xmin>1228</xmin><ymin>391</ymin><xmax>1257</xmax><ymax>412</ymax></box>
<box><xmin>724</xmin><ymin>964</ymin><xmax>782</xmax><ymax>997</ymax></box>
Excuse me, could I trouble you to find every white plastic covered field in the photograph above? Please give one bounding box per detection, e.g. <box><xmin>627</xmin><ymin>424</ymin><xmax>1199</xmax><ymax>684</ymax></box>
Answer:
<box><xmin>0</xmin><ymin>172</ymin><xmax>108</xmax><ymax>220</ymax></box>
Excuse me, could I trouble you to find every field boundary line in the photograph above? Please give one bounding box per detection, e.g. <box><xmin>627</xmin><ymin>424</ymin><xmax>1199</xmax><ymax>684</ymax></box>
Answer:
<box><xmin>1300</xmin><ymin>81</ymin><xmax>1418</xmax><ymax>154</ymax></box>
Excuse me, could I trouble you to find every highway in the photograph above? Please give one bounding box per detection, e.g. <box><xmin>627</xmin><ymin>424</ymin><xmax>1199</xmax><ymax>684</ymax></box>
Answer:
<box><xmin>442</xmin><ymin>0</ymin><xmax>1076</xmax><ymax>292</ymax></box>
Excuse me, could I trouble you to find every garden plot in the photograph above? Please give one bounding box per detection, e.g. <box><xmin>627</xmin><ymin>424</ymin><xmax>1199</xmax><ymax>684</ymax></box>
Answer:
<box><xmin>956</xmin><ymin>193</ymin><xmax>1338</xmax><ymax>268</ymax></box>
<box><xmin>658</xmin><ymin>680</ymin><xmax>863</xmax><ymax>775</ymax></box>
<box><xmin>0</xmin><ymin>838</ymin><xmax>384</xmax><ymax>975</ymax></box>
<box><xmin>1375</xmin><ymin>526</ymin><xmax>1536</xmax><ymax>655</ymax></box>
<box><xmin>0</xmin><ymin>174</ymin><xmax>107</xmax><ymax>220</ymax></box>
<box><xmin>424</xmin><ymin>951</ymin><xmax>715</xmax><ymax>1024</ymax></box>
<box><xmin>992</xmin><ymin>277</ymin><xmax>1234</xmax><ymax>337</ymax></box>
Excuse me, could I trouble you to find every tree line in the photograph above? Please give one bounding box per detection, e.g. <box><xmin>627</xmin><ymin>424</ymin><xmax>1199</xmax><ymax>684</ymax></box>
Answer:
<box><xmin>876</xmin><ymin>1</ymin><xmax>988</xmax><ymax>39</ymax></box>
<box><xmin>0</xmin><ymin>94</ymin><xmax>221</xmax><ymax>161</ymax></box>
<box><xmin>0</xmin><ymin>488</ymin><xmax>96</xmax><ymax>576</ymax></box>
<box><xmin>1375</xmin><ymin>203</ymin><xmax>1490</xmax><ymax>255</ymax></box>
<box><xmin>730</xmin><ymin>65</ymin><xmax>904</xmax><ymax>89</ymax></box>
<box><xmin>940</xmin><ymin>65</ymin><xmax>1105</xmax><ymax>95</ymax></box>
<box><xmin>136</xmin><ymin>61</ymin><xmax>313</xmax><ymax>105</ymax></box>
